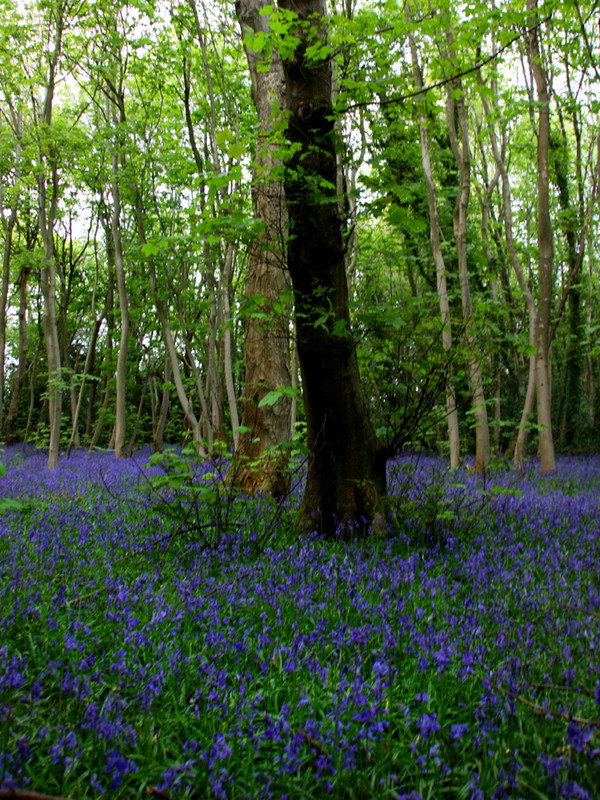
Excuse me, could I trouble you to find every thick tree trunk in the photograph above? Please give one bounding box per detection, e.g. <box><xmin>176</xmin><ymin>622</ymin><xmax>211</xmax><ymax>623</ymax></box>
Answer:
<box><xmin>527</xmin><ymin>0</ymin><xmax>556</xmax><ymax>472</ymax></box>
<box><xmin>234</xmin><ymin>0</ymin><xmax>292</xmax><ymax>495</ymax></box>
<box><xmin>279</xmin><ymin>0</ymin><xmax>384</xmax><ymax>536</ymax></box>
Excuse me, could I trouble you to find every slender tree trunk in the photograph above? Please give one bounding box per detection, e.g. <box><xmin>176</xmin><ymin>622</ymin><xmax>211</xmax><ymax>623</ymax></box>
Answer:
<box><xmin>110</xmin><ymin>145</ymin><xmax>129</xmax><ymax>459</ymax></box>
<box><xmin>67</xmin><ymin>314</ymin><xmax>104</xmax><ymax>455</ymax></box>
<box><xmin>279</xmin><ymin>0</ymin><xmax>384</xmax><ymax>536</ymax></box>
<box><xmin>90</xmin><ymin>371</ymin><xmax>111</xmax><ymax>449</ymax></box>
<box><xmin>128</xmin><ymin>379</ymin><xmax>146</xmax><ymax>455</ymax></box>
<box><xmin>4</xmin><ymin>264</ymin><xmax>30</xmax><ymax>442</ymax></box>
<box><xmin>444</xmin><ymin>58</ymin><xmax>490</xmax><ymax>472</ymax></box>
<box><xmin>153</xmin><ymin>355</ymin><xmax>171</xmax><ymax>453</ymax></box>
<box><xmin>0</xmin><ymin>200</ymin><xmax>18</xmax><ymax>435</ymax></box>
<box><xmin>220</xmin><ymin>243</ymin><xmax>240</xmax><ymax>447</ymax></box>
<box><xmin>290</xmin><ymin>319</ymin><xmax>298</xmax><ymax>438</ymax></box>
<box><xmin>478</xmin><ymin>86</ymin><xmax>538</xmax><ymax>464</ymax></box>
<box><xmin>38</xmin><ymin>199</ymin><xmax>63</xmax><ymax>469</ymax></box>
<box><xmin>24</xmin><ymin>339</ymin><xmax>41</xmax><ymax>443</ymax></box>
<box><xmin>409</xmin><ymin>29</ymin><xmax>460</xmax><ymax>468</ymax></box>
<box><xmin>527</xmin><ymin>0</ymin><xmax>556</xmax><ymax>471</ymax></box>
<box><xmin>133</xmin><ymin>189</ymin><xmax>207</xmax><ymax>455</ymax></box>
<box><xmin>33</xmin><ymin>1</ymin><xmax>67</xmax><ymax>470</ymax></box>
<box><xmin>206</xmin><ymin>275</ymin><xmax>221</xmax><ymax>440</ymax></box>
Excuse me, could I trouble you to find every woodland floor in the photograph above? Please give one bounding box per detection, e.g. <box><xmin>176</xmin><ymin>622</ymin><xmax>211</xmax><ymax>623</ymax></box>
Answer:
<box><xmin>0</xmin><ymin>445</ymin><xmax>599</xmax><ymax>799</ymax></box>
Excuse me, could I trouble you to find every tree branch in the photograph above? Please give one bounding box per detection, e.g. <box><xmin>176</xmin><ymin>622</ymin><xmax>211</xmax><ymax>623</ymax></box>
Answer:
<box><xmin>339</xmin><ymin>15</ymin><xmax>552</xmax><ymax>113</ymax></box>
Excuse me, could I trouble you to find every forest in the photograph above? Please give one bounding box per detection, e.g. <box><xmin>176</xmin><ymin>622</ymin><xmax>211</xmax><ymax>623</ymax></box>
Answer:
<box><xmin>1</xmin><ymin>0</ymin><xmax>600</xmax><ymax>798</ymax></box>
<box><xmin>0</xmin><ymin>0</ymin><xmax>599</xmax><ymax>508</ymax></box>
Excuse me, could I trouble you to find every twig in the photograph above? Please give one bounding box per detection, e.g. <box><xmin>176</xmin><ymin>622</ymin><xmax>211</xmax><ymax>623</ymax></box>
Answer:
<box><xmin>480</xmin><ymin>675</ymin><xmax>600</xmax><ymax>727</ymax></box>
<box><xmin>0</xmin><ymin>790</ymin><xmax>75</xmax><ymax>800</ymax></box>
<box><xmin>340</xmin><ymin>15</ymin><xmax>553</xmax><ymax>112</ymax></box>
<box><xmin>300</xmin><ymin>729</ymin><xmax>329</xmax><ymax>757</ymax></box>
<box><xmin>526</xmin><ymin>680</ymin><xmax>596</xmax><ymax>698</ymax></box>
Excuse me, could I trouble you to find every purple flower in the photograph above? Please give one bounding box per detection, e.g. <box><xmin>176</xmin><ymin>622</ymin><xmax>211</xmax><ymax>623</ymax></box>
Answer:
<box><xmin>417</xmin><ymin>712</ymin><xmax>440</xmax><ymax>742</ymax></box>
<box><xmin>566</xmin><ymin>721</ymin><xmax>592</xmax><ymax>752</ymax></box>
<box><xmin>560</xmin><ymin>782</ymin><xmax>593</xmax><ymax>800</ymax></box>
<box><xmin>103</xmin><ymin>748</ymin><xmax>138</xmax><ymax>791</ymax></box>
<box><xmin>470</xmin><ymin>771</ymin><xmax>484</xmax><ymax>800</ymax></box>
<box><xmin>450</xmin><ymin>723</ymin><xmax>469</xmax><ymax>743</ymax></box>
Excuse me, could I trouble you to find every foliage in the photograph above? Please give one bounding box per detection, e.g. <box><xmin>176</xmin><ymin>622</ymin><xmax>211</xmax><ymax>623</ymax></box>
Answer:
<box><xmin>1</xmin><ymin>446</ymin><xmax>599</xmax><ymax>797</ymax></box>
<box><xmin>0</xmin><ymin>0</ymin><xmax>599</xmax><ymax>459</ymax></box>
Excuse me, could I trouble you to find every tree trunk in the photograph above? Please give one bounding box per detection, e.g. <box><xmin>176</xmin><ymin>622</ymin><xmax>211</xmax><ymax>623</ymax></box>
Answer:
<box><xmin>4</xmin><ymin>264</ymin><xmax>30</xmax><ymax>442</ymax></box>
<box><xmin>527</xmin><ymin>0</ymin><xmax>556</xmax><ymax>472</ymax></box>
<box><xmin>24</xmin><ymin>339</ymin><xmax>42</xmax><ymax>443</ymax></box>
<box><xmin>232</xmin><ymin>2</ymin><xmax>293</xmax><ymax>494</ymax></box>
<box><xmin>110</xmin><ymin>142</ymin><xmax>129</xmax><ymax>459</ymax></box>
<box><xmin>220</xmin><ymin>243</ymin><xmax>241</xmax><ymax>447</ymax></box>
<box><xmin>133</xmin><ymin>188</ymin><xmax>207</xmax><ymax>455</ymax></box>
<box><xmin>128</xmin><ymin>379</ymin><xmax>146</xmax><ymax>455</ymax></box>
<box><xmin>67</xmin><ymin>314</ymin><xmax>104</xmax><ymax>455</ymax></box>
<box><xmin>409</xmin><ymin>30</ymin><xmax>460</xmax><ymax>468</ymax></box>
<box><xmin>478</xmin><ymin>85</ymin><xmax>538</xmax><ymax>464</ymax></box>
<box><xmin>444</xmin><ymin>56</ymin><xmax>490</xmax><ymax>472</ymax></box>
<box><xmin>37</xmin><ymin>95</ymin><xmax>63</xmax><ymax>468</ymax></box>
<box><xmin>0</xmin><ymin>197</ymin><xmax>18</xmax><ymax>435</ymax></box>
<box><xmin>153</xmin><ymin>355</ymin><xmax>171</xmax><ymax>453</ymax></box>
<box><xmin>279</xmin><ymin>0</ymin><xmax>384</xmax><ymax>536</ymax></box>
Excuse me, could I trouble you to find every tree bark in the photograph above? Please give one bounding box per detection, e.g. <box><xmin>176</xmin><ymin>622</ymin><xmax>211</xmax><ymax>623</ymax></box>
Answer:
<box><xmin>234</xmin><ymin>0</ymin><xmax>292</xmax><ymax>495</ymax></box>
<box><xmin>133</xmin><ymin>187</ymin><xmax>207</xmax><ymax>455</ymax></box>
<box><xmin>527</xmin><ymin>0</ymin><xmax>556</xmax><ymax>472</ymax></box>
<box><xmin>3</xmin><ymin>263</ymin><xmax>30</xmax><ymax>442</ymax></box>
<box><xmin>0</xmin><ymin>167</ymin><xmax>18</xmax><ymax>435</ymax></box>
<box><xmin>478</xmin><ymin>83</ymin><xmax>538</xmax><ymax>464</ymax></box>
<box><xmin>110</xmin><ymin>144</ymin><xmax>129</xmax><ymax>459</ymax></box>
<box><xmin>153</xmin><ymin>355</ymin><xmax>171</xmax><ymax>453</ymax></box>
<box><xmin>278</xmin><ymin>0</ymin><xmax>384</xmax><ymax>536</ymax></box>
<box><xmin>444</xmin><ymin>48</ymin><xmax>490</xmax><ymax>473</ymax></box>
<box><xmin>35</xmin><ymin>12</ymin><xmax>65</xmax><ymax>469</ymax></box>
<box><xmin>220</xmin><ymin>243</ymin><xmax>241</xmax><ymax>447</ymax></box>
<box><xmin>408</xmin><ymin>29</ymin><xmax>460</xmax><ymax>468</ymax></box>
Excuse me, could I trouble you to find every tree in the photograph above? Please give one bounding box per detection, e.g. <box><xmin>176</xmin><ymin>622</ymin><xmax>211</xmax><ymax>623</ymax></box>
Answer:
<box><xmin>234</xmin><ymin>0</ymin><xmax>293</xmax><ymax>497</ymax></box>
<box><xmin>274</xmin><ymin>0</ymin><xmax>385</xmax><ymax>534</ymax></box>
<box><xmin>526</xmin><ymin>0</ymin><xmax>556</xmax><ymax>472</ymax></box>
<box><xmin>408</xmin><ymin>25</ymin><xmax>460</xmax><ymax>468</ymax></box>
<box><xmin>33</xmin><ymin>0</ymin><xmax>68</xmax><ymax>469</ymax></box>
<box><xmin>442</xmin><ymin>34</ymin><xmax>491</xmax><ymax>473</ymax></box>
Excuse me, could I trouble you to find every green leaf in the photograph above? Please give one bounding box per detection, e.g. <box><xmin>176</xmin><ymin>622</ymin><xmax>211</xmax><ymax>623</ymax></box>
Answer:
<box><xmin>228</xmin><ymin>142</ymin><xmax>245</xmax><ymax>161</ymax></box>
<box><xmin>0</xmin><ymin>497</ymin><xmax>24</xmax><ymax>513</ymax></box>
<box><xmin>259</xmin><ymin>390</ymin><xmax>282</xmax><ymax>407</ymax></box>
<box><xmin>244</xmin><ymin>30</ymin><xmax>267</xmax><ymax>53</ymax></box>
<box><xmin>216</xmin><ymin>128</ymin><xmax>233</xmax><ymax>148</ymax></box>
